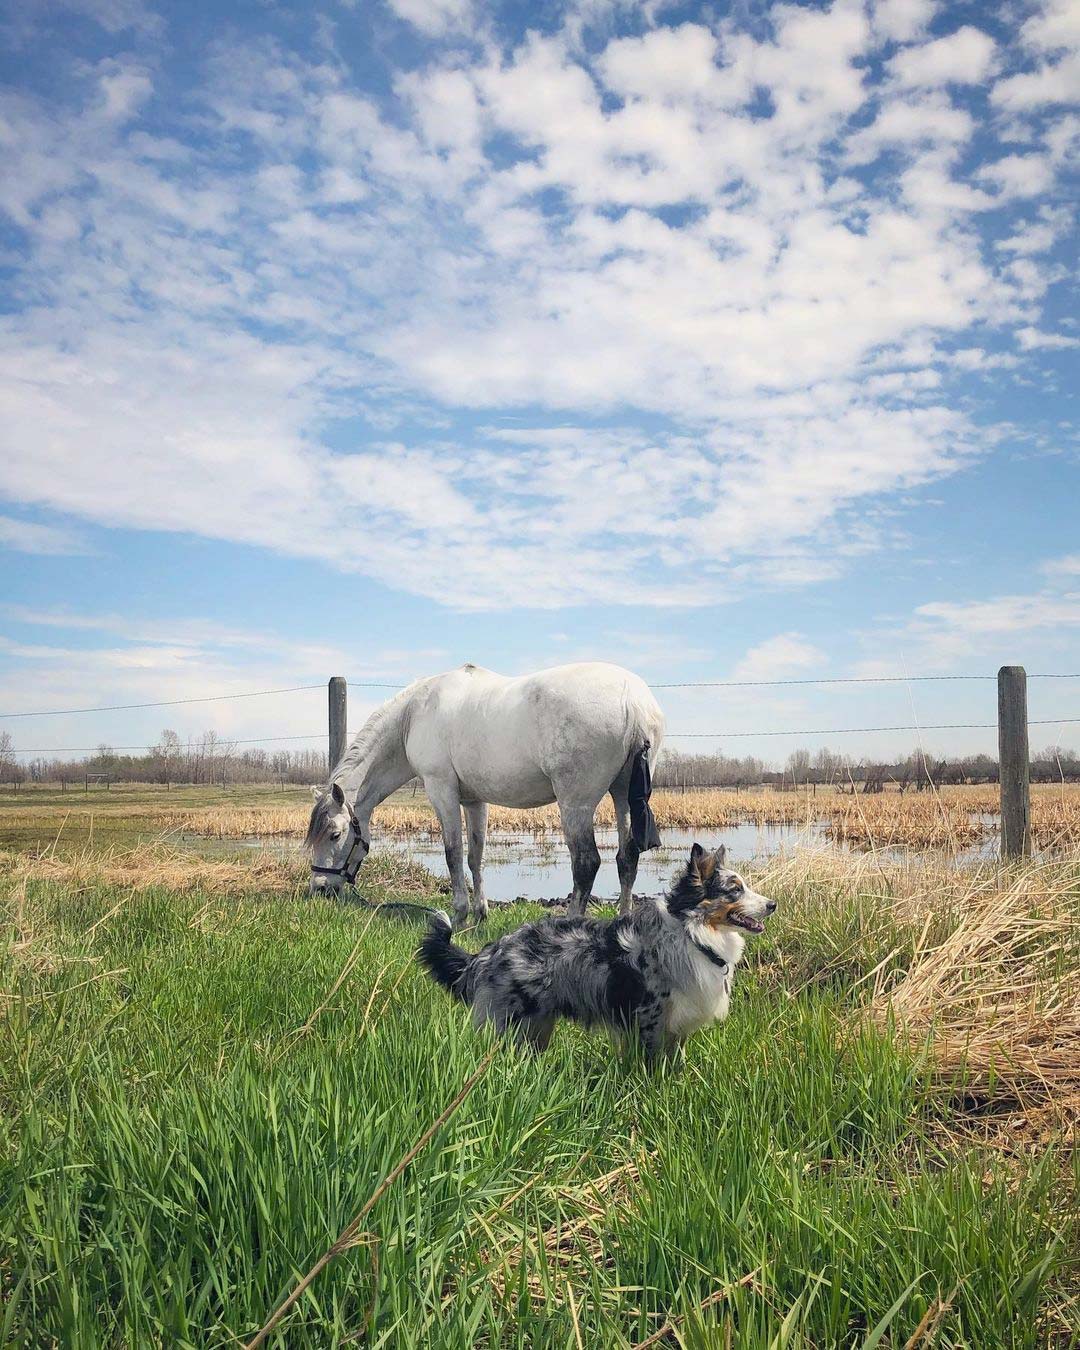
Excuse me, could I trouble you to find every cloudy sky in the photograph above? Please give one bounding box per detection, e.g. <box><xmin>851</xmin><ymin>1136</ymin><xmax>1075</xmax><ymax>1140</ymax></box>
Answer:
<box><xmin>1</xmin><ymin>0</ymin><xmax>1077</xmax><ymax>765</ymax></box>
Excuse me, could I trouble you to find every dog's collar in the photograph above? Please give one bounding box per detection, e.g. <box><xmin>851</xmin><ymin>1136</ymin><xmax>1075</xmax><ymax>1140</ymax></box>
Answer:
<box><xmin>690</xmin><ymin>936</ymin><xmax>728</xmax><ymax>971</ymax></box>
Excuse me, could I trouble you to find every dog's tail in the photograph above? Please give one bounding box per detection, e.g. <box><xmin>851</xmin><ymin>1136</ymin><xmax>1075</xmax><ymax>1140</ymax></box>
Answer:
<box><xmin>417</xmin><ymin>910</ymin><xmax>473</xmax><ymax>1003</ymax></box>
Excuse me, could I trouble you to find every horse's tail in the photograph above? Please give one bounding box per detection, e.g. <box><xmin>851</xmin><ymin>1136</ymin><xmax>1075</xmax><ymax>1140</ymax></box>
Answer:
<box><xmin>417</xmin><ymin>910</ymin><xmax>474</xmax><ymax>1003</ymax></box>
<box><xmin>628</xmin><ymin>739</ymin><xmax>662</xmax><ymax>851</ymax></box>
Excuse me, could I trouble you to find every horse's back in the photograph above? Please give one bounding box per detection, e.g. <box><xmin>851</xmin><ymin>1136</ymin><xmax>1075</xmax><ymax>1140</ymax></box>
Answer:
<box><xmin>405</xmin><ymin>662</ymin><xmax>664</xmax><ymax>806</ymax></box>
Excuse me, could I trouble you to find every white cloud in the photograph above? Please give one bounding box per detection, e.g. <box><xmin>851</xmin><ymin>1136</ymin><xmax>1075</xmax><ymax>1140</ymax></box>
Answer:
<box><xmin>1015</xmin><ymin>326</ymin><xmax>1080</xmax><ymax>349</ymax></box>
<box><xmin>871</xmin><ymin>0</ymin><xmax>937</xmax><ymax>44</ymax></box>
<box><xmin>992</xmin><ymin>0</ymin><xmax>1080</xmax><ymax>110</ymax></box>
<box><xmin>1042</xmin><ymin>554</ymin><xmax>1080</xmax><ymax>579</ymax></box>
<box><xmin>597</xmin><ymin>23</ymin><xmax>720</xmax><ymax>100</ymax></box>
<box><xmin>888</xmin><ymin>26</ymin><xmax>996</xmax><ymax>88</ymax></box>
<box><xmin>0</xmin><ymin>514</ymin><xmax>91</xmax><ymax>555</ymax></box>
<box><xmin>915</xmin><ymin>592</ymin><xmax>1080</xmax><ymax>634</ymax></box>
<box><xmin>0</xmin><ymin>607</ymin><xmax>442</xmax><ymax>751</ymax></box>
<box><xmin>993</xmin><ymin>56</ymin><xmax>1080</xmax><ymax>110</ymax></box>
<box><xmin>384</xmin><ymin>0</ymin><xmax>475</xmax><ymax>38</ymax></box>
<box><xmin>978</xmin><ymin>152</ymin><xmax>1056</xmax><ymax>199</ymax></box>
<box><xmin>731</xmin><ymin>633</ymin><xmax>826</xmax><ymax>682</ymax></box>
<box><xmin>997</xmin><ymin>206</ymin><xmax>1070</xmax><ymax>254</ymax></box>
<box><xmin>0</xmin><ymin>2</ymin><xmax>1075</xmax><ymax>611</ymax></box>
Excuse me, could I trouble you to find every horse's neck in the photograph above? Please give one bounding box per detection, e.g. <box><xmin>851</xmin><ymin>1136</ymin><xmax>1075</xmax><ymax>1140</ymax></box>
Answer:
<box><xmin>337</xmin><ymin>705</ymin><xmax>412</xmax><ymax>820</ymax></box>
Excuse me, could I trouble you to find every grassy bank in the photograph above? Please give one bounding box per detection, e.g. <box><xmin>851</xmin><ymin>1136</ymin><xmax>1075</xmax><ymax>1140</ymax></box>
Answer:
<box><xmin>2</xmin><ymin>845</ymin><xmax>1077</xmax><ymax>1347</ymax></box>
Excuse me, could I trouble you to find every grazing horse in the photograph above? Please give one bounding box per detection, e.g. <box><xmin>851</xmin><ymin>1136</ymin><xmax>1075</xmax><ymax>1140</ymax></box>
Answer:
<box><xmin>305</xmin><ymin>662</ymin><xmax>665</xmax><ymax>926</ymax></box>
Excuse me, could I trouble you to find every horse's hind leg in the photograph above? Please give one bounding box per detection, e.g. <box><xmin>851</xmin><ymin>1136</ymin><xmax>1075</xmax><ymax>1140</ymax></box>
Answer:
<box><xmin>610</xmin><ymin>780</ymin><xmax>640</xmax><ymax>916</ymax></box>
<box><xmin>424</xmin><ymin>777</ymin><xmax>470</xmax><ymax>928</ymax></box>
<box><xmin>463</xmin><ymin>801</ymin><xmax>488</xmax><ymax>921</ymax></box>
<box><xmin>557</xmin><ymin>798</ymin><xmax>601</xmax><ymax>917</ymax></box>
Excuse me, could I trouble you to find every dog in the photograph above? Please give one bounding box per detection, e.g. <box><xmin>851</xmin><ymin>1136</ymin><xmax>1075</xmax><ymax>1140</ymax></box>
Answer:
<box><xmin>418</xmin><ymin>843</ymin><xmax>776</xmax><ymax>1059</ymax></box>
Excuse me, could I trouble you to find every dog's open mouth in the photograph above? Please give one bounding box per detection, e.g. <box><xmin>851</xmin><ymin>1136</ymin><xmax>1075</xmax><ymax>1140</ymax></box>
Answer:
<box><xmin>727</xmin><ymin>911</ymin><xmax>766</xmax><ymax>934</ymax></box>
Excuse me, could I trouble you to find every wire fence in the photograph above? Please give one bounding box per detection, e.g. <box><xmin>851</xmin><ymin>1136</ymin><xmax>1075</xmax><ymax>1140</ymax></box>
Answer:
<box><xmin>1</xmin><ymin>671</ymin><xmax>1078</xmax><ymax>759</ymax></box>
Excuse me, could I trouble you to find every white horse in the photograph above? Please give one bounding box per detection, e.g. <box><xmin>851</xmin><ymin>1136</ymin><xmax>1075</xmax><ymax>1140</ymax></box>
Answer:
<box><xmin>305</xmin><ymin>662</ymin><xmax>665</xmax><ymax>925</ymax></box>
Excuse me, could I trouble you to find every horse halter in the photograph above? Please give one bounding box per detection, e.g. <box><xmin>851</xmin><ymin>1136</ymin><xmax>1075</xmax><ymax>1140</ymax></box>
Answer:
<box><xmin>310</xmin><ymin>801</ymin><xmax>369</xmax><ymax>886</ymax></box>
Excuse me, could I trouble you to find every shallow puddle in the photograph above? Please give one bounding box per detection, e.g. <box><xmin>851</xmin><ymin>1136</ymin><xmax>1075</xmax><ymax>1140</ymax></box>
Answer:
<box><xmin>226</xmin><ymin>816</ymin><xmax>1005</xmax><ymax>903</ymax></box>
<box><xmin>377</xmin><ymin>821</ymin><xmax>1000</xmax><ymax>903</ymax></box>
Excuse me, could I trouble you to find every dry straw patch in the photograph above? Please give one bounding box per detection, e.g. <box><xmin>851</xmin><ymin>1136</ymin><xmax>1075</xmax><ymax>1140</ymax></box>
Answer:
<box><xmin>0</xmin><ymin>839</ymin><xmax>436</xmax><ymax>898</ymax></box>
<box><xmin>174</xmin><ymin>784</ymin><xmax>1080</xmax><ymax>852</ymax></box>
<box><xmin>869</xmin><ymin>853</ymin><xmax>1080</xmax><ymax>1139</ymax></box>
<box><xmin>466</xmin><ymin>1156</ymin><xmax>646</xmax><ymax>1314</ymax></box>
<box><xmin>0</xmin><ymin>840</ymin><xmax>305</xmax><ymax>896</ymax></box>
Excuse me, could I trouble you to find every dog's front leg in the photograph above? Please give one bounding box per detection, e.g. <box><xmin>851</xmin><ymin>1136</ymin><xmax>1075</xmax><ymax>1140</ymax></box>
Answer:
<box><xmin>636</xmin><ymin>1007</ymin><xmax>676</xmax><ymax>1067</ymax></box>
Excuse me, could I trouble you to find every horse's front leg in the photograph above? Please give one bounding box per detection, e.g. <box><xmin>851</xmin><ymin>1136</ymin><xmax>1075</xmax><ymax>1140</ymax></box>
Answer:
<box><xmin>424</xmin><ymin>777</ymin><xmax>470</xmax><ymax>928</ymax></box>
<box><xmin>463</xmin><ymin>802</ymin><xmax>489</xmax><ymax>921</ymax></box>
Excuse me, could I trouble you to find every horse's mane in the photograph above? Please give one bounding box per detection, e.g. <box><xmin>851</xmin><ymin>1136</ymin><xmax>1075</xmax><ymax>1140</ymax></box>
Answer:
<box><xmin>305</xmin><ymin>678</ymin><xmax>429</xmax><ymax>847</ymax></box>
<box><xmin>332</xmin><ymin>677</ymin><xmax>429</xmax><ymax>783</ymax></box>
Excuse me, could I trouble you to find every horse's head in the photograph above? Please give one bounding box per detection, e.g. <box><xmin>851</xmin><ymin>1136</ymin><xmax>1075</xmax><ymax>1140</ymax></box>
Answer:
<box><xmin>305</xmin><ymin>782</ymin><xmax>369</xmax><ymax>894</ymax></box>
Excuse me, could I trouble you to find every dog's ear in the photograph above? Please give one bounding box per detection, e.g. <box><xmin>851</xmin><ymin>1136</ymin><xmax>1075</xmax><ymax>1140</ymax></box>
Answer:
<box><xmin>331</xmin><ymin>781</ymin><xmax>345</xmax><ymax>806</ymax></box>
<box><xmin>714</xmin><ymin>845</ymin><xmax>727</xmax><ymax>868</ymax></box>
<box><xmin>670</xmin><ymin>847</ymin><xmax>707</xmax><ymax>913</ymax></box>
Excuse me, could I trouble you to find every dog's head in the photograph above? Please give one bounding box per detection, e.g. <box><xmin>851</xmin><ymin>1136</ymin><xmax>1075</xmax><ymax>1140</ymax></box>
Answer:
<box><xmin>666</xmin><ymin>843</ymin><xmax>777</xmax><ymax>936</ymax></box>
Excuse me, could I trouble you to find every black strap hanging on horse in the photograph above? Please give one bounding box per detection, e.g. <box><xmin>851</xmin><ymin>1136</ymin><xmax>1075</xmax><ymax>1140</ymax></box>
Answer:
<box><xmin>629</xmin><ymin>740</ymin><xmax>661</xmax><ymax>851</ymax></box>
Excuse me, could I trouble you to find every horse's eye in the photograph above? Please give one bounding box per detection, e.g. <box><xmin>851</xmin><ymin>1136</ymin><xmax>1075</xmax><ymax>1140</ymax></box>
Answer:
<box><xmin>329</xmin><ymin>827</ymin><xmax>342</xmax><ymax>840</ymax></box>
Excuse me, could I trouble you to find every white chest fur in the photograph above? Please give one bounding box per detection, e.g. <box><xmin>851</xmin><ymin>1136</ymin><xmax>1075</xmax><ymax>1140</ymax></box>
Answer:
<box><xmin>664</xmin><ymin>927</ymin><xmax>742</xmax><ymax>1039</ymax></box>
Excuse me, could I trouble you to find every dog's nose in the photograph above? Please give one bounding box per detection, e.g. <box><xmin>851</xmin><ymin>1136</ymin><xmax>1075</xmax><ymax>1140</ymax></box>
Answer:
<box><xmin>765</xmin><ymin>900</ymin><xmax>777</xmax><ymax>914</ymax></box>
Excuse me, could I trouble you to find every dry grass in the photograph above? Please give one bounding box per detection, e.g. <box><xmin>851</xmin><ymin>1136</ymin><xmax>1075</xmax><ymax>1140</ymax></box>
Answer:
<box><xmin>472</xmin><ymin>1155</ymin><xmax>647</xmax><ymax>1312</ymax></box>
<box><xmin>0</xmin><ymin>839</ymin><xmax>437</xmax><ymax>899</ymax></box>
<box><xmin>868</xmin><ymin>852</ymin><xmax>1080</xmax><ymax>1139</ymax></box>
<box><xmin>169</xmin><ymin>783</ymin><xmax>1080</xmax><ymax>853</ymax></box>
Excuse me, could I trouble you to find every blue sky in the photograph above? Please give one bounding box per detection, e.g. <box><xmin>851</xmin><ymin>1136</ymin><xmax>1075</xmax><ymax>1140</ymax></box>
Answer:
<box><xmin>1</xmin><ymin>0</ymin><xmax>1078</xmax><ymax>766</ymax></box>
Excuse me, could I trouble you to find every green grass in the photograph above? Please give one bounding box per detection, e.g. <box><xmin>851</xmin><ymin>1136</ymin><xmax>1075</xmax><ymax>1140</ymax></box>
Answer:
<box><xmin>0</xmin><ymin>783</ymin><xmax>420</xmax><ymax>853</ymax></box>
<box><xmin>1</xmin><ymin>860</ymin><xmax>1077</xmax><ymax>1348</ymax></box>
<box><xmin>0</xmin><ymin>784</ymin><xmax>306</xmax><ymax>854</ymax></box>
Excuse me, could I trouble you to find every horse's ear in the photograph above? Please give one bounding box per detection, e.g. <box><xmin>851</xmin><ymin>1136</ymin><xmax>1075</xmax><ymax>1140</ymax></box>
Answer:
<box><xmin>714</xmin><ymin>845</ymin><xmax>727</xmax><ymax>867</ymax></box>
<box><xmin>310</xmin><ymin>785</ymin><xmax>323</xmax><ymax>801</ymax></box>
<box><xmin>331</xmin><ymin>782</ymin><xmax>345</xmax><ymax>806</ymax></box>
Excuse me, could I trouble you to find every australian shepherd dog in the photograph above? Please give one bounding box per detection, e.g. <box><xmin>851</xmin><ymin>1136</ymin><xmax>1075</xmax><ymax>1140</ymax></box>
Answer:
<box><xmin>418</xmin><ymin>843</ymin><xmax>776</xmax><ymax>1059</ymax></box>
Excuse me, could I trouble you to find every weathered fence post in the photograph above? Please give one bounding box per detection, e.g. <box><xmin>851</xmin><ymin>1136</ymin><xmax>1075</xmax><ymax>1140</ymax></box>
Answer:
<box><xmin>328</xmin><ymin>676</ymin><xmax>347</xmax><ymax>778</ymax></box>
<box><xmin>998</xmin><ymin>665</ymin><xmax>1031</xmax><ymax>859</ymax></box>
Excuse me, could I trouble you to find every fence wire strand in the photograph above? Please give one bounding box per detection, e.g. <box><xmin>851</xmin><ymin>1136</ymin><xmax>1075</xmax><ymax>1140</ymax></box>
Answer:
<box><xmin>3</xmin><ymin>670</ymin><xmax>1078</xmax><ymax>757</ymax></box>
<box><xmin>1</xmin><ymin>671</ymin><xmax>1078</xmax><ymax>721</ymax></box>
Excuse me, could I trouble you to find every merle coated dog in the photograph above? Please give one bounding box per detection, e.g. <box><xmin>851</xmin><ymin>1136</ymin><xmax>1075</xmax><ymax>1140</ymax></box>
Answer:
<box><xmin>418</xmin><ymin>843</ymin><xmax>776</xmax><ymax>1059</ymax></box>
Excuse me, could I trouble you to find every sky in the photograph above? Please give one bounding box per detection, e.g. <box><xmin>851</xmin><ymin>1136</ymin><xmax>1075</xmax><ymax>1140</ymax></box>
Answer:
<box><xmin>0</xmin><ymin>0</ymin><xmax>1078</xmax><ymax>768</ymax></box>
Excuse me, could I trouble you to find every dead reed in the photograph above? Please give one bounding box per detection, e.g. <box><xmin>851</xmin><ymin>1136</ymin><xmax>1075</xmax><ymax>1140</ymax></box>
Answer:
<box><xmin>868</xmin><ymin>852</ymin><xmax>1080</xmax><ymax>1135</ymax></box>
<box><xmin>171</xmin><ymin>783</ymin><xmax>1080</xmax><ymax>853</ymax></box>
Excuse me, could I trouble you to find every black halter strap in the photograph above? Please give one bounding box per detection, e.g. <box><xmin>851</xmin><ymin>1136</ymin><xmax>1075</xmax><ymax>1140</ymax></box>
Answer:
<box><xmin>311</xmin><ymin>802</ymin><xmax>369</xmax><ymax>885</ymax></box>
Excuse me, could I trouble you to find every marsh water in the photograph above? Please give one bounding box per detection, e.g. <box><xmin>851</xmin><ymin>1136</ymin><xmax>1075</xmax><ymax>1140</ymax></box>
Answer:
<box><xmin>367</xmin><ymin>820</ymin><xmax>1002</xmax><ymax>902</ymax></box>
<box><xmin>226</xmin><ymin>816</ymin><xmax>1005</xmax><ymax>902</ymax></box>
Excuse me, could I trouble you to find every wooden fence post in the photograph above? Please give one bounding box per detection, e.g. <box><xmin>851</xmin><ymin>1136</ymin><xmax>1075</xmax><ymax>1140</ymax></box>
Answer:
<box><xmin>998</xmin><ymin>665</ymin><xmax>1031</xmax><ymax>859</ymax></box>
<box><xmin>328</xmin><ymin>676</ymin><xmax>347</xmax><ymax>779</ymax></box>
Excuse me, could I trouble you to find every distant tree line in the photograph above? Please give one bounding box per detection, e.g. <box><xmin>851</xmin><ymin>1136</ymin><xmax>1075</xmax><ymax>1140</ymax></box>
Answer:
<box><xmin>650</xmin><ymin>745</ymin><xmax>1080</xmax><ymax>790</ymax></box>
<box><xmin>0</xmin><ymin>729</ymin><xmax>329</xmax><ymax>787</ymax></box>
<box><xmin>1</xmin><ymin>729</ymin><xmax>1077</xmax><ymax>789</ymax></box>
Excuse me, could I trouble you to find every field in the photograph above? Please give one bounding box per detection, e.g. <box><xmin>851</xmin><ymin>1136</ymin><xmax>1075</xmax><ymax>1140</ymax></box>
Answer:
<box><xmin>1</xmin><ymin>790</ymin><xmax>1079</xmax><ymax>1346</ymax></box>
<box><xmin>4</xmin><ymin>781</ymin><xmax>1080</xmax><ymax>855</ymax></box>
